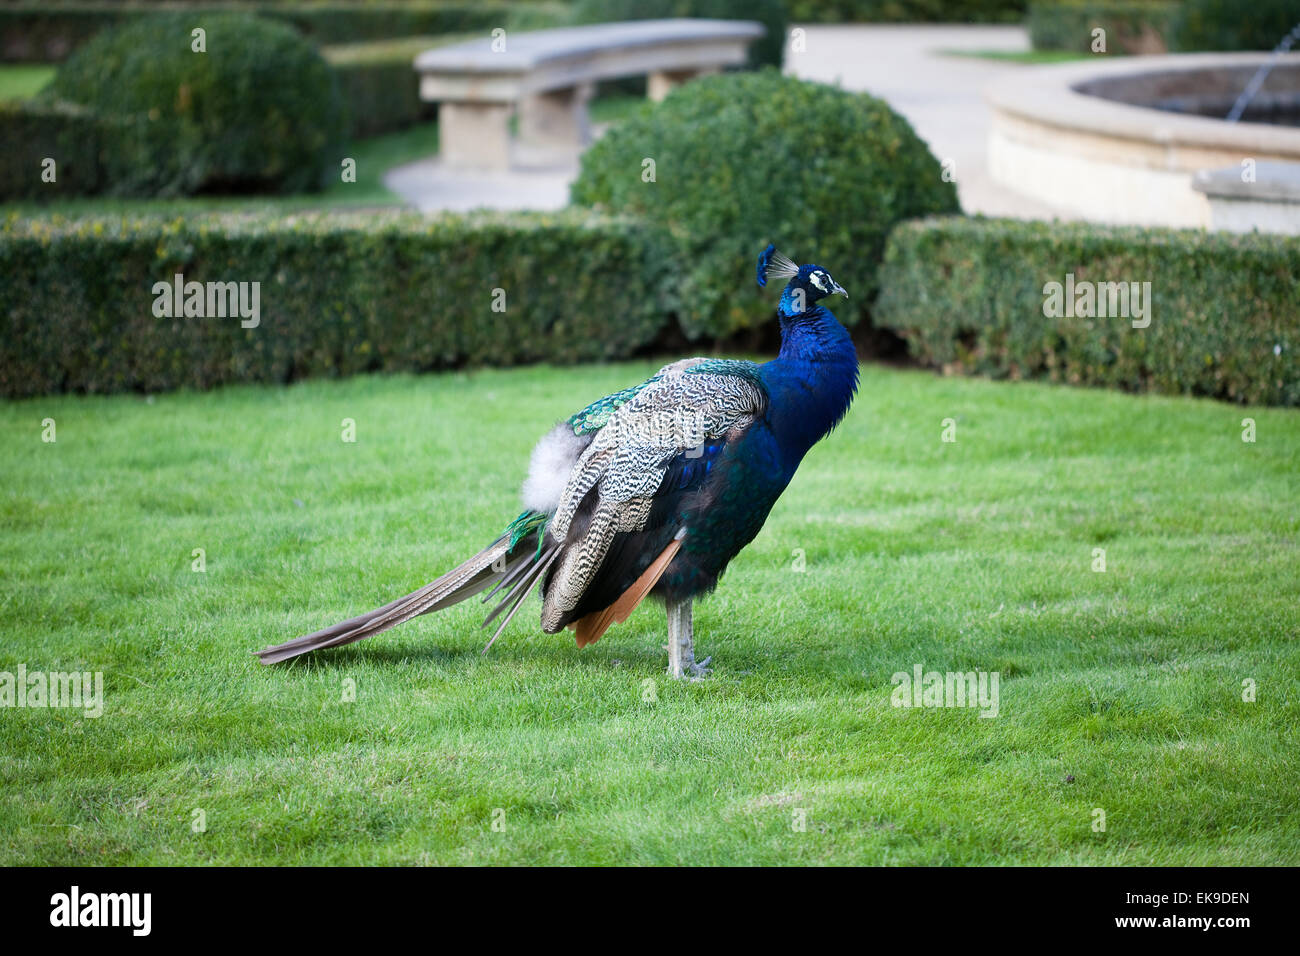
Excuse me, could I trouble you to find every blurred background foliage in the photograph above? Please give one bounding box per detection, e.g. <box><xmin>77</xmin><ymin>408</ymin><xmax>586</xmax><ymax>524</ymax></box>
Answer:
<box><xmin>1</xmin><ymin>0</ymin><xmax>1297</xmax><ymax>404</ymax></box>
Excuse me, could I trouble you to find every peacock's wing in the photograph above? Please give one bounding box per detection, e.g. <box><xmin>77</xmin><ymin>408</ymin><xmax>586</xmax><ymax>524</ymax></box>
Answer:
<box><xmin>540</xmin><ymin>358</ymin><xmax>768</xmax><ymax>637</ymax></box>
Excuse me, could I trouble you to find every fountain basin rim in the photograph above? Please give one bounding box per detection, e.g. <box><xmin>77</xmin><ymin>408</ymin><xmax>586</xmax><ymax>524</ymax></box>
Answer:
<box><xmin>984</xmin><ymin>52</ymin><xmax>1300</xmax><ymax>155</ymax></box>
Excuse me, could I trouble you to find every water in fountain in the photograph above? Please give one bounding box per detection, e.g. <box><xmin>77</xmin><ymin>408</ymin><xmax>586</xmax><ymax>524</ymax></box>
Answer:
<box><xmin>1227</xmin><ymin>21</ymin><xmax>1300</xmax><ymax>123</ymax></box>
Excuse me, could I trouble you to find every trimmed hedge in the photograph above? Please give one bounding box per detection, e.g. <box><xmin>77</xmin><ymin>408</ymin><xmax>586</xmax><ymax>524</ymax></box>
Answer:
<box><xmin>0</xmin><ymin>211</ymin><xmax>670</xmax><ymax>398</ymax></box>
<box><xmin>43</xmin><ymin>13</ymin><xmax>347</xmax><ymax>196</ymax></box>
<box><xmin>875</xmin><ymin>216</ymin><xmax>1300</xmax><ymax>406</ymax></box>
<box><xmin>572</xmin><ymin>0</ymin><xmax>788</xmax><ymax>71</ymax></box>
<box><xmin>1171</xmin><ymin>0</ymin><xmax>1300</xmax><ymax>52</ymax></box>
<box><xmin>0</xmin><ymin>99</ymin><xmax>105</xmax><ymax>200</ymax></box>
<box><xmin>785</xmin><ymin>0</ymin><xmax>1025</xmax><ymax>22</ymax></box>
<box><xmin>572</xmin><ymin>70</ymin><xmax>959</xmax><ymax>339</ymax></box>
<box><xmin>1028</xmin><ymin>1</ymin><xmax>1180</xmax><ymax>53</ymax></box>
<box><xmin>324</xmin><ymin>35</ymin><xmax>446</xmax><ymax>138</ymax></box>
<box><xmin>0</xmin><ymin>2</ymin><xmax>567</xmax><ymax>63</ymax></box>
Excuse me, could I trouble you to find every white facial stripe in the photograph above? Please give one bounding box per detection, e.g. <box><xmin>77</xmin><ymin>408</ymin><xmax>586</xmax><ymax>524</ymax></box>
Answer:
<box><xmin>809</xmin><ymin>272</ymin><xmax>827</xmax><ymax>292</ymax></box>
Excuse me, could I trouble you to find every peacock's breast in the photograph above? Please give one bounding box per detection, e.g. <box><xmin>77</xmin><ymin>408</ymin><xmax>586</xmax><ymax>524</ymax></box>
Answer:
<box><xmin>659</xmin><ymin>420</ymin><xmax>791</xmax><ymax>600</ymax></box>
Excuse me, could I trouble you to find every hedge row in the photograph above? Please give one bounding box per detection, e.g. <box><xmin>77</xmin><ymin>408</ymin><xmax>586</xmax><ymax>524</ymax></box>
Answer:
<box><xmin>0</xmin><ymin>100</ymin><xmax>107</xmax><ymax>200</ymax></box>
<box><xmin>1027</xmin><ymin>2</ymin><xmax>1181</xmax><ymax>53</ymax></box>
<box><xmin>785</xmin><ymin>0</ymin><xmax>1025</xmax><ymax>23</ymax></box>
<box><xmin>0</xmin><ymin>211</ymin><xmax>670</xmax><ymax>398</ymax></box>
<box><xmin>0</xmin><ymin>2</ymin><xmax>566</xmax><ymax>62</ymax></box>
<box><xmin>874</xmin><ymin>216</ymin><xmax>1300</xmax><ymax>407</ymax></box>
<box><xmin>323</xmin><ymin>35</ymin><xmax>445</xmax><ymax>138</ymax></box>
<box><xmin>6</xmin><ymin>210</ymin><xmax>1297</xmax><ymax>403</ymax></box>
<box><xmin>1170</xmin><ymin>0</ymin><xmax>1300</xmax><ymax>53</ymax></box>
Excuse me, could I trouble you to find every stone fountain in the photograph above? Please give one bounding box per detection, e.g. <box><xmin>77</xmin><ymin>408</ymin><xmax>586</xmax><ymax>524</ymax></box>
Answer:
<box><xmin>984</xmin><ymin>51</ymin><xmax>1300</xmax><ymax>233</ymax></box>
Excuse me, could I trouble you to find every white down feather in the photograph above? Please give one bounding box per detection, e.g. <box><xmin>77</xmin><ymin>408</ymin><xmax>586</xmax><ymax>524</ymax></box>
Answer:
<box><xmin>521</xmin><ymin>423</ymin><xmax>590</xmax><ymax>514</ymax></box>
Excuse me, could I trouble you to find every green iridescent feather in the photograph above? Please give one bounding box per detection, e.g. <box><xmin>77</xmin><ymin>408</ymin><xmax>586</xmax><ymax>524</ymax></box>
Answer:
<box><xmin>683</xmin><ymin>359</ymin><xmax>764</xmax><ymax>386</ymax></box>
<box><xmin>566</xmin><ymin>378</ymin><xmax>660</xmax><ymax>436</ymax></box>
<box><xmin>567</xmin><ymin>361</ymin><xmax>764</xmax><ymax>437</ymax></box>
<box><xmin>503</xmin><ymin>510</ymin><xmax>549</xmax><ymax>556</ymax></box>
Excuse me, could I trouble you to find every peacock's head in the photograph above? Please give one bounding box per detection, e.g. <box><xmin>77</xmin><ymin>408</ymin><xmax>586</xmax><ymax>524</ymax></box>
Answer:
<box><xmin>756</xmin><ymin>244</ymin><xmax>847</xmax><ymax>314</ymax></box>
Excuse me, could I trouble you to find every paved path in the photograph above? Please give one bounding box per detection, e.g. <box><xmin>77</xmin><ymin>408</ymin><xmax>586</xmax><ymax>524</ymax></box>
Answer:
<box><xmin>384</xmin><ymin>24</ymin><xmax>1063</xmax><ymax>219</ymax></box>
<box><xmin>384</xmin><ymin>154</ymin><xmax>574</xmax><ymax>214</ymax></box>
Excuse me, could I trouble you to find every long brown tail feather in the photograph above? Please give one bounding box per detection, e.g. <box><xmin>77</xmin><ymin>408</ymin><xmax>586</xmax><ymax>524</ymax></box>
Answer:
<box><xmin>257</xmin><ymin>519</ymin><xmax>686</xmax><ymax>664</ymax></box>
<box><xmin>480</xmin><ymin>549</ymin><xmax>536</xmax><ymax>605</ymax></box>
<box><xmin>482</xmin><ymin>544</ymin><xmax>561</xmax><ymax>653</ymax></box>
<box><xmin>481</xmin><ymin>546</ymin><xmax>549</xmax><ymax>630</ymax></box>
<box><xmin>256</xmin><ymin>537</ymin><xmax>532</xmax><ymax>665</ymax></box>
<box><xmin>573</xmin><ymin>531</ymin><xmax>684</xmax><ymax>648</ymax></box>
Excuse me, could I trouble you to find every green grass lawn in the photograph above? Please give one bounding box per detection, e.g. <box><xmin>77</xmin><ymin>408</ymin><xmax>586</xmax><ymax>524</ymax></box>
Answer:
<box><xmin>938</xmin><ymin>49</ymin><xmax>1101</xmax><ymax>64</ymax></box>
<box><xmin>589</xmin><ymin>92</ymin><xmax>650</xmax><ymax>126</ymax></box>
<box><xmin>1</xmin><ymin>363</ymin><xmax>1297</xmax><ymax>865</ymax></box>
<box><xmin>0</xmin><ymin>64</ymin><xmax>54</xmax><ymax>101</ymax></box>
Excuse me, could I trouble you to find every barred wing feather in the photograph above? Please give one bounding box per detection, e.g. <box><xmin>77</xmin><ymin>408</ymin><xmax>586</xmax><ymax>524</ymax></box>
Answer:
<box><xmin>540</xmin><ymin>360</ymin><xmax>767</xmax><ymax>633</ymax></box>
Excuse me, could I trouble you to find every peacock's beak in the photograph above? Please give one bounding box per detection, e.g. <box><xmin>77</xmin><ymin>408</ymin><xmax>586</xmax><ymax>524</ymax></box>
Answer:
<box><xmin>832</xmin><ymin>281</ymin><xmax>848</xmax><ymax>299</ymax></box>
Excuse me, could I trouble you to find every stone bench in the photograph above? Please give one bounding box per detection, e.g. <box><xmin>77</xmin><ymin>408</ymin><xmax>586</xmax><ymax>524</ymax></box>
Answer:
<box><xmin>414</xmin><ymin>18</ymin><xmax>764</xmax><ymax>170</ymax></box>
<box><xmin>1193</xmin><ymin>161</ymin><xmax>1300</xmax><ymax>235</ymax></box>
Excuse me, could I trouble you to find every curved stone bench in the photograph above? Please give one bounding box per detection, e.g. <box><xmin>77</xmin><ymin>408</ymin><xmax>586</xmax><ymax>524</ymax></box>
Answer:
<box><xmin>414</xmin><ymin>18</ymin><xmax>764</xmax><ymax>170</ymax></box>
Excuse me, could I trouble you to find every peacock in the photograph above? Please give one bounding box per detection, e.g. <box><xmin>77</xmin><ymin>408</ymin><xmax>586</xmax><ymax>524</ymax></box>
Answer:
<box><xmin>255</xmin><ymin>245</ymin><xmax>858</xmax><ymax>677</ymax></box>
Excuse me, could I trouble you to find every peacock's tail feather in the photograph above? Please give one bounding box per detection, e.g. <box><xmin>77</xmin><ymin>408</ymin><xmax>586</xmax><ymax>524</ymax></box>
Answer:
<box><xmin>254</xmin><ymin>514</ymin><xmax>554</xmax><ymax>665</ymax></box>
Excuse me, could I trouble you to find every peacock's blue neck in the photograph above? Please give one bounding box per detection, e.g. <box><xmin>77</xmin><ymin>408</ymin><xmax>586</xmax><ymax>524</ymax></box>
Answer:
<box><xmin>777</xmin><ymin>286</ymin><xmax>804</xmax><ymax>318</ymax></box>
<box><xmin>759</xmin><ymin>305</ymin><xmax>859</xmax><ymax>471</ymax></box>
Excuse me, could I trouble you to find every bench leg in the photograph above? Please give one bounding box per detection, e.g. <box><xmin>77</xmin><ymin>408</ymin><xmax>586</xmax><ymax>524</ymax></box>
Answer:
<box><xmin>517</xmin><ymin>84</ymin><xmax>592</xmax><ymax>157</ymax></box>
<box><xmin>647</xmin><ymin>67</ymin><xmax>719</xmax><ymax>103</ymax></box>
<box><xmin>439</xmin><ymin>101</ymin><xmax>513</xmax><ymax>171</ymax></box>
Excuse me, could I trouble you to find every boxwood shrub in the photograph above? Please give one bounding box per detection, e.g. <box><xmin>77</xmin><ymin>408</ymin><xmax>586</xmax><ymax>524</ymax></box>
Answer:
<box><xmin>0</xmin><ymin>211</ymin><xmax>670</xmax><ymax>398</ymax></box>
<box><xmin>42</xmin><ymin>12</ymin><xmax>347</xmax><ymax>196</ymax></box>
<box><xmin>571</xmin><ymin>69</ymin><xmax>959</xmax><ymax>339</ymax></box>
<box><xmin>875</xmin><ymin>216</ymin><xmax>1300</xmax><ymax>406</ymax></box>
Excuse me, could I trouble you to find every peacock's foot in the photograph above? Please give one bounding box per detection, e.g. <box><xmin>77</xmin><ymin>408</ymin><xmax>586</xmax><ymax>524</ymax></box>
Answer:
<box><xmin>665</xmin><ymin>597</ymin><xmax>711</xmax><ymax>679</ymax></box>
<box><xmin>667</xmin><ymin>654</ymin><xmax>712</xmax><ymax>680</ymax></box>
<box><xmin>687</xmin><ymin>656</ymin><xmax>712</xmax><ymax>679</ymax></box>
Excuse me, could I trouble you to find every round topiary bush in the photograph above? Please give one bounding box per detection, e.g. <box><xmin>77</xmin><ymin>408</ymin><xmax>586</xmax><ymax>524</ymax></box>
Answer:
<box><xmin>44</xmin><ymin>13</ymin><xmax>346</xmax><ymax>196</ymax></box>
<box><xmin>571</xmin><ymin>69</ymin><xmax>960</xmax><ymax>338</ymax></box>
<box><xmin>572</xmin><ymin>0</ymin><xmax>788</xmax><ymax>71</ymax></box>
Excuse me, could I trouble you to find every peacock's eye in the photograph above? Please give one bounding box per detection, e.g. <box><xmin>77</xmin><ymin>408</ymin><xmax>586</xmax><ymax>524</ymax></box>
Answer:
<box><xmin>809</xmin><ymin>272</ymin><xmax>827</xmax><ymax>292</ymax></box>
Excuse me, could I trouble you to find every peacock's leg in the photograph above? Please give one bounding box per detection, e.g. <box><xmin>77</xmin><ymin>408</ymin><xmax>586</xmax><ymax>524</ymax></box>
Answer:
<box><xmin>666</xmin><ymin>598</ymin><xmax>711</xmax><ymax>679</ymax></box>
